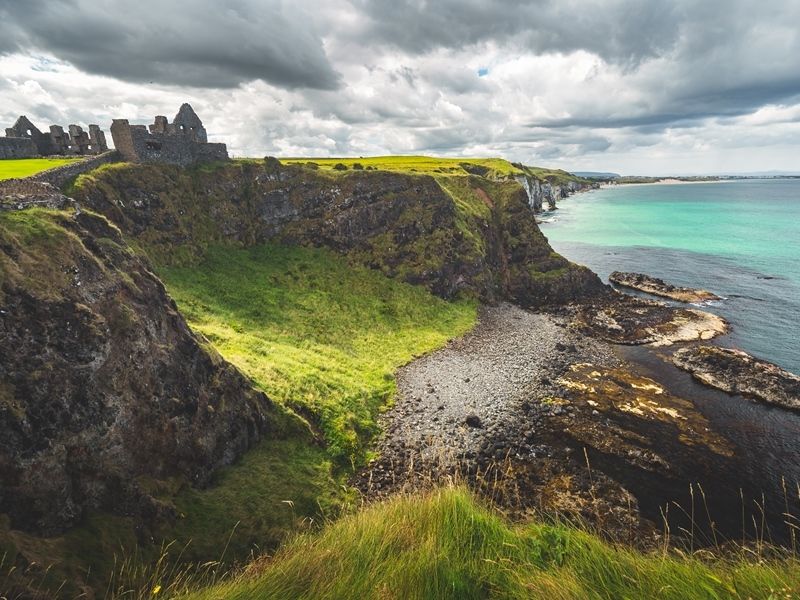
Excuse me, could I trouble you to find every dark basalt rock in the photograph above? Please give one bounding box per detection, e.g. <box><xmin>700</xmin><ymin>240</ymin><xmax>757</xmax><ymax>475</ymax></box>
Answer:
<box><xmin>465</xmin><ymin>414</ymin><xmax>483</xmax><ymax>428</ymax></box>
<box><xmin>574</xmin><ymin>292</ymin><xmax>727</xmax><ymax>345</ymax></box>
<box><xmin>0</xmin><ymin>210</ymin><xmax>275</xmax><ymax>535</ymax></box>
<box><xmin>609</xmin><ymin>271</ymin><xmax>720</xmax><ymax>303</ymax></box>
<box><xmin>673</xmin><ymin>346</ymin><xmax>800</xmax><ymax>410</ymax></box>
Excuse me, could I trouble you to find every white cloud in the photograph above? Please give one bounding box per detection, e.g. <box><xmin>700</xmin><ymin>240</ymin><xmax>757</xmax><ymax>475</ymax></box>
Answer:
<box><xmin>1</xmin><ymin>0</ymin><xmax>800</xmax><ymax>174</ymax></box>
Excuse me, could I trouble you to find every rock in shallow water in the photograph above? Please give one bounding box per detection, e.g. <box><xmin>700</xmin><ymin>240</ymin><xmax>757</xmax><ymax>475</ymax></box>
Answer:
<box><xmin>609</xmin><ymin>271</ymin><xmax>721</xmax><ymax>304</ymax></box>
<box><xmin>672</xmin><ymin>345</ymin><xmax>800</xmax><ymax>411</ymax></box>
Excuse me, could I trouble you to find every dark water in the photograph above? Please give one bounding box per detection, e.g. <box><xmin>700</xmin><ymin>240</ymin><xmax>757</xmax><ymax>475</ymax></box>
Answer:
<box><xmin>540</xmin><ymin>180</ymin><xmax>800</xmax><ymax>542</ymax></box>
<box><xmin>540</xmin><ymin>180</ymin><xmax>800</xmax><ymax>374</ymax></box>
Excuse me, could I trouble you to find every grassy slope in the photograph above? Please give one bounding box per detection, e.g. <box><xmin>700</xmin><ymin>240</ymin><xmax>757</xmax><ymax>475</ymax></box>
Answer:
<box><xmin>161</xmin><ymin>244</ymin><xmax>477</xmax><ymax>463</ymax></box>
<box><xmin>0</xmin><ymin>158</ymin><xmax>81</xmax><ymax>180</ymax></box>
<box><xmin>0</xmin><ymin>217</ymin><xmax>476</xmax><ymax>596</ymax></box>
<box><xmin>149</xmin><ymin>244</ymin><xmax>476</xmax><ymax>561</ymax></box>
<box><xmin>186</xmin><ymin>487</ymin><xmax>799</xmax><ymax>600</ymax></box>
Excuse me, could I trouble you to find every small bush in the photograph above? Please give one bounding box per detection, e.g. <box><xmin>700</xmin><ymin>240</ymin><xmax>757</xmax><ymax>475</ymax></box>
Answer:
<box><xmin>352</xmin><ymin>163</ymin><xmax>364</xmax><ymax>170</ymax></box>
<box><xmin>333</xmin><ymin>163</ymin><xmax>348</xmax><ymax>171</ymax></box>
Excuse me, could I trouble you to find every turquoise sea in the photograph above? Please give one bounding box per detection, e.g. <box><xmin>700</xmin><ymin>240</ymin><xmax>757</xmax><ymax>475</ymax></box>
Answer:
<box><xmin>539</xmin><ymin>179</ymin><xmax>800</xmax><ymax>374</ymax></box>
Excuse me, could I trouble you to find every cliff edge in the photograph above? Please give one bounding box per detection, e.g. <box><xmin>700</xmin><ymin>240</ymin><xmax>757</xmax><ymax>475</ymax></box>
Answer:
<box><xmin>0</xmin><ymin>208</ymin><xmax>275</xmax><ymax>535</ymax></box>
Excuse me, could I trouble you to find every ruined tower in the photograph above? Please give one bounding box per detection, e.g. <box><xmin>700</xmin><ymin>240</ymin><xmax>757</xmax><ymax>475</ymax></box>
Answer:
<box><xmin>110</xmin><ymin>103</ymin><xmax>228</xmax><ymax>166</ymax></box>
<box><xmin>5</xmin><ymin>116</ymin><xmax>54</xmax><ymax>156</ymax></box>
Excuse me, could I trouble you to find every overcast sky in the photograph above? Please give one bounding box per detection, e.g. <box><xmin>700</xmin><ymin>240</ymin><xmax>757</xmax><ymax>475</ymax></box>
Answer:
<box><xmin>1</xmin><ymin>0</ymin><xmax>799</xmax><ymax>175</ymax></box>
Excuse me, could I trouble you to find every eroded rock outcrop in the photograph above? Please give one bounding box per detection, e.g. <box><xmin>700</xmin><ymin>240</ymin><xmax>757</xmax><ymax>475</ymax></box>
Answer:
<box><xmin>0</xmin><ymin>209</ymin><xmax>274</xmax><ymax>534</ymax></box>
<box><xmin>609</xmin><ymin>271</ymin><xmax>721</xmax><ymax>303</ymax></box>
<box><xmin>514</xmin><ymin>174</ymin><xmax>590</xmax><ymax>212</ymax></box>
<box><xmin>673</xmin><ymin>346</ymin><xmax>800</xmax><ymax>410</ymax></box>
<box><xmin>574</xmin><ymin>293</ymin><xmax>728</xmax><ymax>345</ymax></box>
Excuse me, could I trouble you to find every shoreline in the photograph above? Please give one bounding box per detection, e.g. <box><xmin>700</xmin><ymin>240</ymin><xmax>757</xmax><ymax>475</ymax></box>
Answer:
<box><xmin>357</xmin><ymin>301</ymin><xmax>800</xmax><ymax>545</ymax></box>
<box><xmin>540</xmin><ymin>180</ymin><xmax>800</xmax><ymax>376</ymax></box>
<box><xmin>599</xmin><ymin>178</ymin><xmax>730</xmax><ymax>188</ymax></box>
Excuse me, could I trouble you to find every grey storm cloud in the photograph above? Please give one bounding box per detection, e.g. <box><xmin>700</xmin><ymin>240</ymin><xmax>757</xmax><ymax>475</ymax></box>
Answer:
<box><xmin>2</xmin><ymin>0</ymin><xmax>800</xmax><ymax>171</ymax></box>
<box><xmin>354</xmin><ymin>0</ymin><xmax>683</xmax><ymax>66</ymax></box>
<box><xmin>0</xmin><ymin>0</ymin><xmax>340</xmax><ymax>89</ymax></box>
<box><xmin>354</xmin><ymin>0</ymin><xmax>800</xmax><ymax>131</ymax></box>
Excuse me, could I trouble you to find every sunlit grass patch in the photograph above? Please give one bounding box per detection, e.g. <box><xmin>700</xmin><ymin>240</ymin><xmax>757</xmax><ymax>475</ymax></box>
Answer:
<box><xmin>0</xmin><ymin>157</ymin><xmax>82</xmax><ymax>181</ymax></box>
<box><xmin>160</xmin><ymin>243</ymin><xmax>477</xmax><ymax>464</ymax></box>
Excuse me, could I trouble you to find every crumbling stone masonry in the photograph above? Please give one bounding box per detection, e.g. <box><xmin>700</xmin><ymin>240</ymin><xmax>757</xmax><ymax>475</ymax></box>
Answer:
<box><xmin>110</xmin><ymin>103</ymin><xmax>228</xmax><ymax>166</ymax></box>
<box><xmin>2</xmin><ymin>116</ymin><xmax>108</xmax><ymax>157</ymax></box>
<box><xmin>0</xmin><ymin>137</ymin><xmax>38</xmax><ymax>159</ymax></box>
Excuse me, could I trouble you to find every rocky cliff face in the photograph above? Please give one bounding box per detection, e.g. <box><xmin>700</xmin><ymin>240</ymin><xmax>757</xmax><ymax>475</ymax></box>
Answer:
<box><xmin>74</xmin><ymin>161</ymin><xmax>604</xmax><ymax>307</ymax></box>
<box><xmin>514</xmin><ymin>174</ymin><xmax>592</xmax><ymax>212</ymax></box>
<box><xmin>0</xmin><ymin>208</ymin><xmax>274</xmax><ymax>535</ymax></box>
<box><xmin>0</xmin><ymin>160</ymin><xmax>601</xmax><ymax>538</ymax></box>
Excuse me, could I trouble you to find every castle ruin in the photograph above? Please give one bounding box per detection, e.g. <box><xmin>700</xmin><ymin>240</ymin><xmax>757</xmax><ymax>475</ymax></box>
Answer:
<box><xmin>110</xmin><ymin>103</ymin><xmax>228</xmax><ymax>166</ymax></box>
<box><xmin>2</xmin><ymin>103</ymin><xmax>228</xmax><ymax>167</ymax></box>
<box><xmin>1</xmin><ymin>116</ymin><xmax>108</xmax><ymax>159</ymax></box>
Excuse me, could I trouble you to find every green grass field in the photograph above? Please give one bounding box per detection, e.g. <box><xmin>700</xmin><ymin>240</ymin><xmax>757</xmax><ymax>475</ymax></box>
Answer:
<box><xmin>279</xmin><ymin>155</ymin><xmax>521</xmax><ymax>176</ymax></box>
<box><xmin>0</xmin><ymin>157</ymin><xmax>82</xmax><ymax>181</ymax></box>
<box><xmin>161</xmin><ymin>244</ymin><xmax>477</xmax><ymax>463</ymax></box>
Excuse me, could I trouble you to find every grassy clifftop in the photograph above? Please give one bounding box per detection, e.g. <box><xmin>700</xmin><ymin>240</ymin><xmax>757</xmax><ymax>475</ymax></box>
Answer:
<box><xmin>0</xmin><ymin>157</ymin><xmax>81</xmax><ymax>181</ymax></box>
<box><xmin>278</xmin><ymin>155</ymin><xmax>588</xmax><ymax>186</ymax></box>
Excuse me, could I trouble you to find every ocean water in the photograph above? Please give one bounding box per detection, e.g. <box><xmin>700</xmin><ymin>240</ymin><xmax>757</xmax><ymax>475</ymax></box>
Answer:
<box><xmin>539</xmin><ymin>179</ymin><xmax>800</xmax><ymax>374</ymax></box>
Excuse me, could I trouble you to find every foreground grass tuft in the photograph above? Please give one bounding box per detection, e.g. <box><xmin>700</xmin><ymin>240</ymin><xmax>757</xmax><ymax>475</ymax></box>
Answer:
<box><xmin>183</xmin><ymin>487</ymin><xmax>800</xmax><ymax>600</ymax></box>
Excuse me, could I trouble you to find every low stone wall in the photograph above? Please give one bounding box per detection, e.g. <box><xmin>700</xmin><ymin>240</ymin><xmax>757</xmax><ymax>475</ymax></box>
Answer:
<box><xmin>30</xmin><ymin>150</ymin><xmax>119</xmax><ymax>187</ymax></box>
<box><xmin>0</xmin><ymin>152</ymin><xmax>118</xmax><ymax>210</ymax></box>
<box><xmin>0</xmin><ymin>179</ymin><xmax>71</xmax><ymax>211</ymax></box>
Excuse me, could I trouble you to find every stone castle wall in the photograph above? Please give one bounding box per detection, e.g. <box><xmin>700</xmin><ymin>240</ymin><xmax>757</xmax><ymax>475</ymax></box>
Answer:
<box><xmin>30</xmin><ymin>150</ymin><xmax>119</xmax><ymax>187</ymax></box>
<box><xmin>110</xmin><ymin>104</ymin><xmax>228</xmax><ymax>166</ymax></box>
<box><xmin>4</xmin><ymin>104</ymin><xmax>227</xmax><ymax>168</ymax></box>
<box><xmin>0</xmin><ymin>137</ymin><xmax>38</xmax><ymax>159</ymax></box>
<box><xmin>111</xmin><ymin>121</ymin><xmax>228</xmax><ymax>166</ymax></box>
<box><xmin>111</xmin><ymin>119</ymin><xmax>228</xmax><ymax>167</ymax></box>
<box><xmin>3</xmin><ymin>115</ymin><xmax>108</xmax><ymax>157</ymax></box>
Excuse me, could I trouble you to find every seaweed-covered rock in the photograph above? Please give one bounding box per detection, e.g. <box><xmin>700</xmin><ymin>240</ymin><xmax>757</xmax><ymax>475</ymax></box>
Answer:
<box><xmin>609</xmin><ymin>271</ymin><xmax>720</xmax><ymax>303</ymax></box>
<box><xmin>673</xmin><ymin>346</ymin><xmax>800</xmax><ymax>410</ymax></box>
<box><xmin>574</xmin><ymin>293</ymin><xmax>728</xmax><ymax>345</ymax></box>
